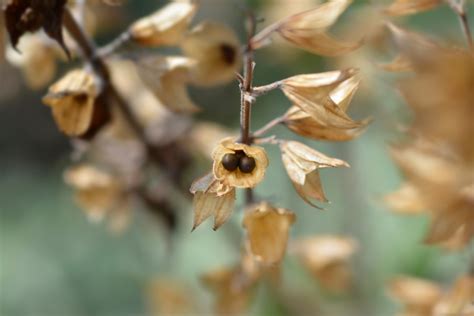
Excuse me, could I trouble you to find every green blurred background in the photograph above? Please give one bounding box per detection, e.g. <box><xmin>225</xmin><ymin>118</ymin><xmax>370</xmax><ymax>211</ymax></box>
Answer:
<box><xmin>0</xmin><ymin>1</ymin><xmax>472</xmax><ymax>315</ymax></box>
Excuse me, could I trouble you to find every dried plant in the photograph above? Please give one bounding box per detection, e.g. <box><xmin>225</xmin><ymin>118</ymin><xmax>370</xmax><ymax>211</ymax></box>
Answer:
<box><xmin>8</xmin><ymin>0</ymin><xmax>473</xmax><ymax>315</ymax></box>
<box><xmin>383</xmin><ymin>0</ymin><xmax>474</xmax><ymax>250</ymax></box>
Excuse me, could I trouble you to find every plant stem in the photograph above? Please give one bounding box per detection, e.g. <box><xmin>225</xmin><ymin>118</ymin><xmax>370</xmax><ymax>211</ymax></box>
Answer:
<box><xmin>253</xmin><ymin>115</ymin><xmax>286</xmax><ymax>138</ymax></box>
<box><xmin>240</xmin><ymin>12</ymin><xmax>258</xmax><ymax>204</ymax></box>
<box><xmin>97</xmin><ymin>31</ymin><xmax>132</xmax><ymax>58</ymax></box>
<box><xmin>63</xmin><ymin>9</ymin><xmax>190</xmax><ymax>193</ymax></box>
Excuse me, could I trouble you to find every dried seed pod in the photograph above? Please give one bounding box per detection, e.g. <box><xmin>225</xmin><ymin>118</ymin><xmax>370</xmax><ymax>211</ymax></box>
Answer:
<box><xmin>129</xmin><ymin>0</ymin><xmax>197</xmax><ymax>46</ymax></box>
<box><xmin>274</xmin><ymin>0</ymin><xmax>362</xmax><ymax>56</ymax></box>
<box><xmin>190</xmin><ymin>172</ymin><xmax>236</xmax><ymax>230</ymax></box>
<box><xmin>42</xmin><ymin>69</ymin><xmax>100</xmax><ymax>137</ymax></box>
<box><xmin>280</xmin><ymin>140</ymin><xmax>349</xmax><ymax>206</ymax></box>
<box><xmin>243</xmin><ymin>202</ymin><xmax>296</xmax><ymax>265</ymax></box>
<box><xmin>181</xmin><ymin>21</ymin><xmax>242</xmax><ymax>86</ymax></box>
<box><xmin>212</xmin><ymin>138</ymin><xmax>269</xmax><ymax>188</ymax></box>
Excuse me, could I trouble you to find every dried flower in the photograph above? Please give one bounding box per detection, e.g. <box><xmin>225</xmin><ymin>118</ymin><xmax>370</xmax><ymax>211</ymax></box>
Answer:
<box><xmin>181</xmin><ymin>21</ymin><xmax>242</xmax><ymax>86</ymax></box>
<box><xmin>290</xmin><ymin>236</ymin><xmax>357</xmax><ymax>291</ymax></box>
<box><xmin>280</xmin><ymin>69</ymin><xmax>363</xmax><ymax>129</ymax></box>
<box><xmin>64</xmin><ymin>164</ymin><xmax>129</xmax><ymax>231</ymax></box>
<box><xmin>136</xmin><ymin>55</ymin><xmax>199</xmax><ymax>113</ymax></box>
<box><xmin>282</xmin><ymin>75</ymin><xmax>370</xmax><ymax>141</ymax></box>
<box><xmin>129</xmin><ymin>0</ymin><xmax>197</xmax><ymax>46</ymax></box>
<box><xmin>189</xmin><ymin>172</ymin><xmax>236</xmax><ymax>231</ymax></box>
<box><xmin>212</xmin><ymin>138</ymin><xmax>269</xmax><ymax>189</ymax></box>
<box><xmin>280</xmin><ymin>140</ymin><xmax>349</xmax><ymax>206</ymax></box>
<box><xmin>42</xmin><ymin>69</ymin><xmax>100</xmax><ymax>137</ymax></box>
<box><xmin>275</xmin><ymin>0</ymin><xmax>362</xmax><ymax>56</ymax></box>
<box><xmin>243</xmin><ymin>202</ymin><xmax>296</xmax><ymax>265</ymax></box>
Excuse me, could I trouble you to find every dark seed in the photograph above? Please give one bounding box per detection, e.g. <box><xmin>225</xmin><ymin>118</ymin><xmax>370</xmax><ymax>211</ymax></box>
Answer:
<box><xmin>222</xmin><ymin>153</ymin><xmax>239</xmax><ymax>171</ymax></box>
<box><xmin>219</xmin><ymin>43</ymin><xmax>236</xmax><ymax>65</ymax></box>
<box><xmin>239</xmin><ymin>156</ymin><xmax>256</xmax><ymax>173</ymax></box>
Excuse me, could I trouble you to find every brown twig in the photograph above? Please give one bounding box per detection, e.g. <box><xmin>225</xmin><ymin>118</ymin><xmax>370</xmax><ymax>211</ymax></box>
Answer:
<box><xmin>253</xmin><ymin>115</ymin><xmax>286</xmax><ymax>138</ymax></box>
<box><xmin>238</xmin><ymin>11</ymin><xmax>259</xmax><ymax>204</ymax></box>
<box><xmin>63</xmin><ymin>9</ymin><xmax>191</xmax><ymax>202</ymax></box>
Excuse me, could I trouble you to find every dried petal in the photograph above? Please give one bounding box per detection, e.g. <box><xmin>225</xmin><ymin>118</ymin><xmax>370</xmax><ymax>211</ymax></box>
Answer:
<box><xmin>281</xmin><ymin>69</ymin><xmax>362</xmax><ymax>129</ymax></box>
<box><xmin>181</xmin><ymin>21</ymin><xmax>242</xmax><ymax>87</ymax></box>
<box><xmin>42</xmin><ymin>69</ymin><xmax>99</xmax><ymax>136</ymax></box>
<box><xmin>243</xmin><ymin>202</ymin><xmax>296</xmax><ymax>265</ymax></box>
<box><xmin>135</xmin><ymin>55</ymin><xmax>199</xmax><ymax>113</ymax></box>
<box><xmin>190</xmin><ymin>172</ymin><xmax>235</xmax><ymax>230</ymax></box>
<box><xmin>64</xmin><ymin>164</ymin><xmax>121</xmax><ymax>222</ymax></box>
<box><xmin>129</xmin><ymin>0</ymin><xmax>197</xmax><ymax>46</ymax></box>
<box><xmin>212</xmin><ymin>138</ymin><xmax>269</xmax><ymax>189</ymax></box>
<box><xmin>385</xmin><ymin>0</ymin><xmax>442</xmax><ymax>16</ymax></box>
<box><xmin>276</xmin><ymin>0</ymin><xmax>361</xmax><ymax>56</ymax></box>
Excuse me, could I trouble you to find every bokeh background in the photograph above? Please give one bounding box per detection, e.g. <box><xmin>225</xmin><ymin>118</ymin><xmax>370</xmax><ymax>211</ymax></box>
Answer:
<box><xmin>0</xmin><ymin>0</ymin><xmax>472</xmax><ymax>315</ymax></box>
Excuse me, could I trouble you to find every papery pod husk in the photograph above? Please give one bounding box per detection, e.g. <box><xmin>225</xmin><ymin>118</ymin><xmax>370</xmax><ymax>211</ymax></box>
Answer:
<box><xmin>212</xmin><ymin>138</ymin><xmax>269</xmax><ymax>189</ymax></box>
<box><xmin>43</xmin><ymin>69</ymin><xmax>99</xmax><ymax>136</ymax></box>
<box><xmin>280</xmin><ymin>140</ymin><xmax>349</xmax><ymax>185</ymax></box>
<box><xmin>181</xmin><ymin>21</ymin><xmax>242</xmax><ymax>87</ymax></box>
<box><xmin>281</xmin><ymin>69</ymin><xmax>362</xmax><ymax>129</ymax></box>
<box><xmin>147</xmin><ymin>279</ymin><xmax>198</xmax><ymax>316</ymax></box>
<box><xmin>243</xmin><ymin>202</ymin><xmax>296</xmax><ymax>265</ymax></box>
<box><xmin>190</xmin><ymin>172</ymin><xmax>235</xmax><ymax>230</ymax></box>
<box><xmin>284</xmin><ymin>106</ymin><xmax>369</xmax><ymax>141</ymax></box>
<box><xmin>64</xmin><ymin>164</ymin><xmax>122</xmax><ymax>222</ymax></box>
<box><xmin>135</xmin><ymin>55</ymin><xmax>199</xmax><ymax>113</ymax></box>
<box><xmin>129</xmin><ymin>0</ymin><xmax>197</xmax><ymax>46</ymax></box>
<box><xmin>276</xmin><ymin>0</ymin><xmax>361</xmax><ymax>56</ymax></box>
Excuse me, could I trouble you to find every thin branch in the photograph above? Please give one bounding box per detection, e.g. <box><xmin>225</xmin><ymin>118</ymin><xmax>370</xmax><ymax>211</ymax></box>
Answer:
<box><xmin>63</xmin><ymin>9</ymin><xmax>191</xmax><ymax>193</ymax></box>
<box><xmin>252</xmin><ymin>80</ymin><xmax>282</xmax><ymax>97</ymax></box>
<box><xmin>253</xmin><ymin>115</ymin><xmax>286</xmax><ymax>138</ymax></box>
<box><xmin>96</xmin><ymin>30</ymin><xmax>132</xmax><ymax>58</ymax></box>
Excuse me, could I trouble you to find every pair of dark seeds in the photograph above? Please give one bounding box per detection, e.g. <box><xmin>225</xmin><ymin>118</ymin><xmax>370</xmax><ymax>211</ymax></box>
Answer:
<box><xmin>222</xmin><ymin>150</ymin><xmax>256</xmax><ymax>173</ymax></box>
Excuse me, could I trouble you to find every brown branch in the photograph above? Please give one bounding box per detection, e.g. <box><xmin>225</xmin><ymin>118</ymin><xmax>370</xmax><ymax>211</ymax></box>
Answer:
<box><xmin>63</xmin><ymin>9</ymin><xmax>191</xmax><ymax>197</ymax></box>
<box><xmin>239</xmin><ymin>11</ymin><xmax>259</xmax><ymax>204</ymax></box>
<box><xmin>253</xmin><ymin>115</ymin><xmax>286</xmax><ymax>138</ymax></box>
